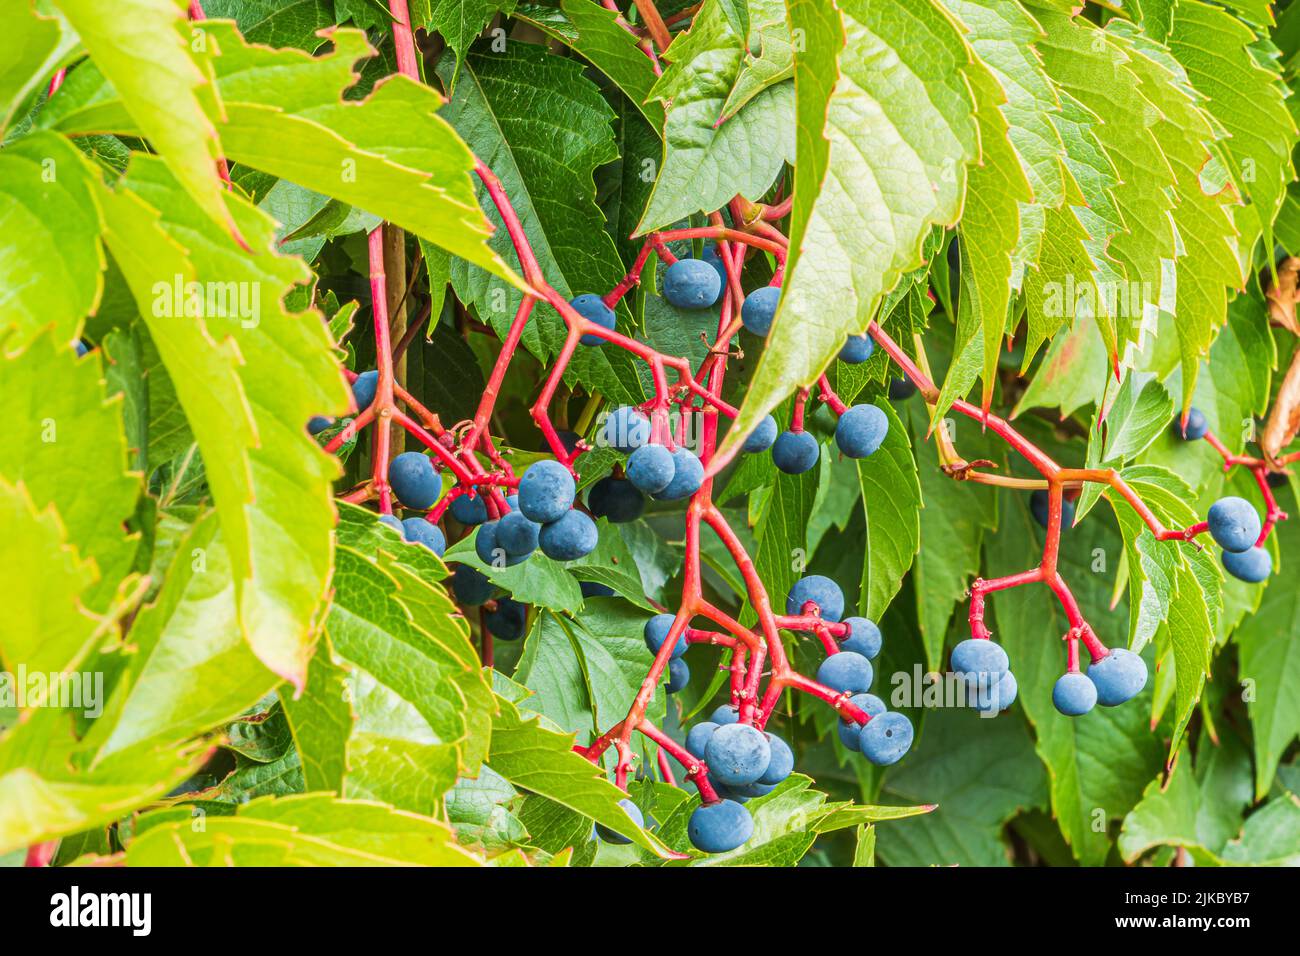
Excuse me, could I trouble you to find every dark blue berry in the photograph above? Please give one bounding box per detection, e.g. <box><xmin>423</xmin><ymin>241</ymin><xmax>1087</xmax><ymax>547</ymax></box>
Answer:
<box><xmin>351</xmin><ymin>369</ymin><xmax>378</xmax><ymax>413</ymax></box>
<box><xmin>816</xmin><ymin>652</ymin><xmax>873</xmax><ymax>694</ymax></box>
<box><xmin>740</xmin><ymin>286</ymin><xmax>779</xmax><ymax>336</ymax></box>
<box><xmin>450</xmin><ymin>493</ymin><xmax>489</xmax><ymax>525</ymax></box>
<box><xmin>450</xmin><ymin>565</ymin><xmax>494</xmax><ymax>605</ymax></box>
<box><xmin>1207</xmin><ymin>497</ymin><xmax>1260</xmax><ymax>553</ymax></box>
<box><xmin>644</xmin><ymin>613</ymin><xmax>687</xmax><ymax>659</ymax></box>
<box><xmin>571</xmin><ymin>293</ymin><xmax>617</xmax><ymax>346</ymax></box>
<box><xmin>626</xmin><ymin>444</ymin><xmax>675</xmax><ymax>494</ymax></box>
<box><xmin>594</xmin><ymin>798</ymin><xmax>644</xmax><ymax>844</ymax></box>
<box><xmin>1223</xmin><ymin>545</ymin><xmax>1271</xmax><ymax>582</ymax></box>
<box><xmin>1030</xmin><ymin>489</ymin><xmax>1076</xmax><ymax>531</ymax></box>
<box><xmin>839</xmin><ymin>334</ymin><xmax>874</xmax><ymax>364</ymax></box>
<box><xmin>518</xmin><ymin>460</ymin><xmax>576</xmax><ymax>523</ymax></box>
<box><xmin>771</xmin><ymin>430</ymin><xmax>819</xmax><ymax>474</ymax></box>
<box><xmin>835</xmin><ymin>404</ymin><xmax>888</xmax><ymax>459</ymax></box>
<box><xmin>389</xmin><ymin>452</ymin><xmax>441</xmax><ymax>510</ymax></box>
<box><xmin>653</xmin><ymin>447</ymin><xmax>704</xmax><ymax>500</ymax></box>
<box><xmin>401</xmin><ymin>517</ymin><xmax>446</xmax><ymax>557</ymax></box>
<box><xmin>859</xmin><ymin>712</ymin><xmax>913</xmax><ymax>765</ymax></box>
<box><xmin>840</xmin><ymin>617</ymin><xmax>881</xmax><ymax>659</ymax></box>
<box><xmin>786</xmin><ymin>575</ymin><xmax>844</xmax><ymax>621</ymax></box>
<box><xmin>1087</xmin><ymin>648</ymin><xmax>1147</xmax><ymax>706</ymax></box>
<box><xmin>704</xmin><ymin>724</ymin><xmax>771</xmax><ymax>787</ymax></box>
<box><xmin>743</xmin><ymin>415</ymin><xmax>778</xmax><ymax>453</ymax></box>
<box><xmin>538</xmin><ymin>510</ymin><xmax>598</xmax><ymax>561</ymax></box>
<box><xmin>485</xmin><ymin>597</ymin><xmax>528</xmax><ymax>641</ymax></box>
<box><xmin>663</xmin><ymin>258</ymin><xmax>722</xmax><ymax>309</ymax></box>
<box><xmin>587</xmin><ymin>475</ymin><xmax>645</xmax><ymax>523</ymax></box>
<box><xmin>1175</xmin><ymin>407</ymin><xmax>1208</xmax><ymax>440</ymax></box>
<box><xmin>688</xmin><ymin>799</ymin><xmax>752</xmax><ymax>853</ymax></box>
<box><xmin>665</xmin><ymin>658</ymin><xmax>690</xmax><ymax>694</ymax></box>
<box><xmin>1052</xmin><ymin>672</ymin><xmax>1097</xmax><ymax>716</ymax></box>
<box><xmin>496</xmin><ymin>510</ymin><xmax>541</xmax><ymax>556</ymax></box>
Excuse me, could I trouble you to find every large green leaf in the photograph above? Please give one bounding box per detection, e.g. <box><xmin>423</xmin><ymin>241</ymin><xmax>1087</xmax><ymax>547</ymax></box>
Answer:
<box><xmin>857</xmin><ymin>399</ymin><xmax>920</xmax><ymax>620</ymax></box>
<box><xmin>3</xmin><ymin>3</ymin><xmax>77</xmax><ymax>134</ymax></box>
<box><xmin>720</xmin><ymin>0</ymin><xmax>978</xmax><ymax>460</ymax></box>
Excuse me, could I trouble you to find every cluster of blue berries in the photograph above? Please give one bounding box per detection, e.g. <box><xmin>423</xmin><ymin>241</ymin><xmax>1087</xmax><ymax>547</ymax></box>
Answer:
<box><xmin>745</xmin><ymin>401</ymin><xmax>890</xmax><ymax>476</ymax></box>
<box><xmin>470</xmin><ymin>460</ymin><xmax>599</xmax><ymax>567</ymax></box>
<box><xmin>593</xmin><ymin>406</ymin><xmax>705</xmax><ymax>514</ymax></box>
<box><xmin>1172</xmin><ymin>408</ymin><xmax>1273</xmax><ymax>583</ymax></box>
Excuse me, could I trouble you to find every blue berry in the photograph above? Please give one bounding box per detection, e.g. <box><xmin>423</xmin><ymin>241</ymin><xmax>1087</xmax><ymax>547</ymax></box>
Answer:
<box><xmin>686</xmin><ymin>722</ymin><xmax>719</xmax><ymax>759</ymax></box>
<box><xmin>401</xmin><ymin>517</ymin><xmax>446</xmax><ymax>557</ymax></box>
<box><xmin>580</xmin><ymin>581</ymin><xmax>615</xmax><ymax>598</ymax></box>
<box><xmin>539</xmin><ymin>510</ymin><xmax>598</xmax><ymax>561</ymax></box>
<box><xmin>379</xmin><ymin>513</ymin><xmax>403</xmax><ymax>533</ymax></box>
<box><xmin>586</xmin><ymin>475</ymin><xmax>645</xmax><ymax>523</ymax></box>
<box><xmin>1207</xmin><ymin>496</ymin><xmax>1261</xmax><ymax>553</ymax></box>
<box><xmin>743</xmin><ymin>415</ymin><xmax>778</xmax><ymax>453</ymax></box>
<box><xmin>450</xmin><ymin>565</ymin><xmax>494</xmax><ymax>605</ymax></box>
<box><xmin>817</xmin><ymin>652</ymin><xmax>873</xmax><ymax>694</ymax></box>
<box><xmin>485</xmin><ymin>597</ymin><xmax>527</xmax><ymax>641</ymax></box>
<box><xmin>971</xmin><ymin>671</ymin><xmax>1017</xmax><ymax>714</ymax></box>
<box><xmin>665</xmin><ymin>658</ymin><xmax>690</xmax><ymax>694</ymax></box>
<box><xmin>688</xmin><ymin>799</ymin><xmax>752</xmax><ymax>854</ymax></box>
<box><xmin>496</xmin><ymin>510</ymin><xmax>541</xmax><ymax>556</ymax></box>
<box><xmin>518</xmin><ymin>460</ymin><xmax>576</xmax><ymax>523</ymax></box>
<box><xmin>663</xmin><ymin>258</ymin><xmax>722</xmax><ymax>309</ymax></box>
<box><xmin>740</xmin><ymin>286</ymin><xmax>780</xmax><ymax>336</ymax></box>
<box><xmin>786</xmin><ymin>575</ymin><xmax>845</xmax><ymax>621</ymax></box>
<box><xmin>1086</xmin><ymin>649</ymin><xmax>1147</xmax><ymax>706</ymax></box>
<box><xmin>835</xmin><ymin>404</ymin><xmax>888</xmax><ymax>459</ymax></box>
<box><xmin>626</xmin><ymin>444</ymin><xmax>676</xmax><ymax>494</ymax></box>
<box><xmin>450</xmin><ymin>493</ymin><xmax>489</xmax><ymax>525</ymax></box>
<box><xmin>571</xmin><ymin>293</ymin><xmax>617</xmax><ymax>346</ymax></box>
<box><xmin>704</xmin><ymin>724</ymin><xmax>771</xmax><ymax>787</ymax></box>
<box><xmin>1030</xmin><ymin>489</ymin><xmax>1076</xmax><ymax>531</ymax></box>
<box><xmin>308</xmin><ymin>416</ymin><xmax>334</xmax><ymax>435</ymax></box>
<box><xmin>710</xmin><ymin>704</ymin><xmax>741</xmax><ymax>725</ymax></box>
<box><xmin>653</xmin><ymin>447</ymin><xmax>704</xmax><ymax>500</ymax></box>
<box><xmin>594</xmin><ymin>798</ymin><xmax>643</xmax><ymax>844</ymax></box>
<box><xmin>702</xmin><ymin>243</ymin><xmax>728</xmax><ymax>285</ymax></box>
<box><xmin>837</xmin><ymin>693</ymin><xmax>886</xmax><ymax>750</ymax></box>
<box><xmin>389</xmin><ymin>452</ymin><xmax>441</xmax><ymax>510</ymax></box>
<box><xmin>600</xmin><ymin>406</ymin><xmax>651</xmax><ymax>452</ymax></box>
<box><xmin>351</xmin><ymin>369</ymin><xmax>378</xmax><ymax>413</ymax></box>
<box><xmin>758</xmin><ymin>733</ymin><xmax>794</xmax><ymax>785</ymax></box>
<box><xmin>888</xmin><ymin>377</ymin><xmax>917</xmax><ymax>400</ymax></box>
<box><xmin>475</xmin><ymin>520</ymin><xmax>503</xmax><ymax>565</ymax></box>
<box><xmin>1223</xmin><ymin>545</ymin><xmax>1271</xmax><ymax>582</ymax></box>
<box><xmin>950</xmin><ymin>638</ymin><xmax>1009</xmax><ymax>679</ymax></box>
<box><xmin>841</xmin><ymin>617</ymin><xmax>881</xmax><ymax>659</ymax></box>
<box><xmin>771</xmin><ymin>430</ymin><xmax>819</xmax><ymax>474</ymax></box>
<box><xmin>1052</xmin><ymin>672</ymin><xmax>1097</xmax><ymax>716</ymax></box>
<box><xmin>840</xmin><ymin>334</ymin><xmax>874</xmax><ymax>364</ymax></box>
<box><xmin>1176</xmin><ymin>407</ymin><xmax>1208</xmax><ymax>440</ymax></box>
<box><xmin>644</xmin><ymin>613</ymin><xmax>687</xmax><ymax>659</ymax></box>
<box><xmin>858</xmin><ymin>712</ymin><xmax>913</xmax><ymax>766</ymax></box>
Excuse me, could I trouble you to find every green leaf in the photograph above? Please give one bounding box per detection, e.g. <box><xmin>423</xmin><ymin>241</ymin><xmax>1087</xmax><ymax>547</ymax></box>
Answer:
<box><xmin>720</xmin><ymin>0</ymin><xmax>978</xmax><ymax>460</ymax></box>
<box><xmin>436</xmin><ymin>43</ymin><xmax>646</xmax><ymax>406</ymax></box>
<box><xmin>3</xmin><ymin>3</ymin><xmax>77</xmax><ymax>135</ymax></box>
<box><xmin>0</xmin><ymin>132</ymin><xmax>105</xmax><ymax>346</ymax></box>
<box><xmin>486</xmin><ymin>692</ymin><xmax>682</xmax><ymax>858</ymax></box>
<box><xmin>636</xmin><ymin>0</ymin><xmax>795</xmax><ymax>233</ymax></box>
<box><xmin>41</xmin><ymin>22</ymin><xmax>518</xmax><ymax>285</ymax></box>
<box><xmin>1235</xmin><ymin>511</ymin><xmax>1300</xmax><ymax>799</ymax></box>
<box><xmin>719</xmin><ymin>0</ymin><xmax>794</xmax><ymax>121</ymax></box>
<box><xmin>879</xmin><ymin>708</ymin><xmax>1047</xmax><ymax>867</ymax></box>
<box><xmin>201</xmin><ymin>0</ymin><xmax>340</xmax><ymax>50</ymax></box>
<box><xmin>857</xmin><ymin>399</ymin><xmax>920</xmax><ymax>621</ymax></box>
<box><xmin>96</xmin><ymin>155</ymin><xmax>348</xmax><ymax>691</ymax></box>
<box><xmin>415</xmin><ymin>0</ymin><xmax>515</xmax><ymax>76</ymax></box>
<box><xmin>127</xmin><ymin>793</ymin><xmax>485</xmax><ymax>865</ymax></box>
<box><xmin>54</xmin><ymin>0</ymin><xmax>238</xmax><ymax>242</ymax></box>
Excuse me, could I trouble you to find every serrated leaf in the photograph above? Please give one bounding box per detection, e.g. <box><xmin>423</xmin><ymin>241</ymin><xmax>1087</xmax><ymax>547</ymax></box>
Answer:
<box><xmin>720</xmin><ymin>0</ymin><xmax>978</xmax><ymax>461</ymax></box>
<box><xmin>719</xmin><ymin>0</ymin><xmax>794</xmax><ymax>121</ymax></box>
<box><xmin>857</xmin><ymin>399</ymin><xmax>920</xmax><ymax>620</ymax></box>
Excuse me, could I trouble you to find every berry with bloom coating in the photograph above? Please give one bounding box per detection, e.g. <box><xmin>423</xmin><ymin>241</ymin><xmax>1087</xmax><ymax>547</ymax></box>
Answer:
<box><xmin>587</xmin><ymin>475</ymin><xmax>644</xmax><ymax>523</ymax></box>
<box><xmin>665</xmin><ymin>658</ymin><xmax>690</xmax><ymax>694</ymax></box>
<box><xmin>1223</xmin><ymin>545</ymin><xmax>1271</xmax><ymax>582</ymax></box>
<box><xmin>1087</xmin><ymin>648</ymin><xmax>1147</xmax><ymax>706</ymax></box>
<box><xmin>786</xmin><ymin>574</ymin><xmax>845</xmax><ymax>621</ymax></box>
<box><xmin>389</xmin><ymin>452</ymin><xmax>441</xmax><ymax>510</ymax></box>
<box><xmin>653</xmin><ymin>447</ymin><xmax>705</xmax><ymax>500</ymax></box>
<box><xmin>889</xmin><ymin>377</ymin><xmax>917</xmax><ymax>400</ymax></box>
<box><xmin>772</xmin><ymin>430</ymin><xmax>819</xmax><ymax>474</ymax></box>
<box><xmin>379</xmin><ymin>513</ymin><xmax>403</xmax><ymax>533</ymax></box>
<box><xmin>740</xmin><ymin>285</ymin><xmax>780</xmax><ymax>335</ymax></box>
<box><xmin>626</xmin><ymin>443</ymin><xmax>675</xmax><ymax>494</ymax></box>
<box><xmin>1207</xmin><ymin>496</ymin><xmax>1261</xmax><ymax>553</ymax></box>
<box><xmin>758</xmin><ymin>733</ymin><xmax>794</xmax><ymax>785</ymax></box>
<box><xmin>816</xmin><ymin>652</ymin><xmax>873</xmax><ymax>694</ymax></box>
<box><xmin>686</xmin><ymin>721</ymin><xmax>719</xmax><ymax>759</ymax></box>
<box><xmin>1030</xmin><ymin>490</ymin><xmax>1076</xmax><ymax>531</ymax></box>
<box><xmin>1052</xmin><ymin>672</ymin><xmax>1097</xmax><ymax>716</ymax></box>
<box><xmin>837</xmin><ymin>693</ymin><xmax>886</xmax><ymax>750</ymax></box>
<box><xmin>951</xmin><ymin>638</ymin><xmax>1010</xmax><ymax>678</ymax></box>
<box><xmin>841</xmin><ymin>617</ymin><xmax>881</xmax><ymax>659</ymax></box>
<box><xmin>571</xmin><ymin>293</ymin><xmax>617</xmax><ymax>346</ymax></box>
<box><xmin>450</xmin><ymin>565</ymin><xmax>494</xmax><ymax>605</ymax></box>
<box><xmin>711</xmin><ymin>704</ymin><xmax>741</xmax><ymax>725</ymax></box>
<box><xmin>663</xmin><ymin>258</ymin><xmax>722</xmax><ymax>309</ymax></box>
<box><xmin>450</xmin><ymin>493</ymin><xmax>489</xmax><ymax>525</ymax></box>
<box><xmin>401</xmin><ymin>517</ymin><xmax>446</xmax><ymax>556</ymax></box>
<box><xmin>594</xmin><ymin>798</ymin><xmax>644</xmax><ymax>844</ymax></box>
<box><xmin>518</xmin><ymin>460</ymin><xmax>576</xmax><ymax>523</ymax></box>
<box><xmin>971</xmin><ymin>671</ymin><xmax>1017</xmax><ymax>714</ymax></box>
<box><xmin>840</xmin><ymin>334</ymin><xmax>874</xmax><ymax>364</ymax></box>
<box><xmin>496</xmin><ymin>510</ymin><xmax>541</xmax><ymax>556</ymax></box>
<box><xmin>743</xmin><ymin>415</ymin><xmax>778</xmax><ymax>453</ymax></box>
<box><xmin>351</xmin><ymin>369</ymin><xmax>378</xmax><ymax>412</ymax></box>
<box><xmin>1175</xmin><ymin>407</ymin><xmax>1208</xmax><ymax>440</ymax></box>
<box><xmin>539</xmin><ymin>510</ymin><xmax>598</xmax><ymax>560</ymax></box>
<box><xmin>485</xmin><ymin>598</ymin><xmax>527</xmax><ymax>641</ymax></box>
<box><xmin>644</xmin><ymin>613</ymin><xmax>687</xmax><ymax>659</ymax></box>
<box><xmin>702</xmin><ymin>243</ymin><xmax>727</xmax><ymax>285</ymax></box>
<box><xmin>705</xmin><ymin>723</ymin><xmax>771</xmax><ymax>786</ymax></box>
<box><xmin>835</xmin><ymin>404</ymin><xmax>888</xmax><ymax>459</ymax></box>
<box><xmin>688</xmin><ymin>799</ymin><xmax>753</xmax><ymax>854</ymax></box>
<box><xmin>859</xmin><ymin>712</ymin><xmax>913</xmax><ymax>766</ymax></box>
<box><xmin>601</xmin><ymin>406</ymin><xmax>651</xmax><ymax>452</ymax></box>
